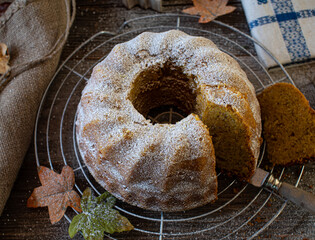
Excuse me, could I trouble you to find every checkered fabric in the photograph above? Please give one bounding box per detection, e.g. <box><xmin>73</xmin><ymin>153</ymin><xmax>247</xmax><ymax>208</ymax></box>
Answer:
<box><xmin>241</xmin><ymin>0</ymin><xmax>315</xmax><ymax>68</ymax></box>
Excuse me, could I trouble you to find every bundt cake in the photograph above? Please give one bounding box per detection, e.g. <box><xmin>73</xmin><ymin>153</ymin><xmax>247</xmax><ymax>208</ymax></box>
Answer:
<box><xmin>258</xmin><ymin>82</ymin><xmax>315</xmax><ymax>166</ymax></box>
<box><xmin>76</xmin><ymin>30</ymin><xmax>262</xmax><ymax>211</ymax></box>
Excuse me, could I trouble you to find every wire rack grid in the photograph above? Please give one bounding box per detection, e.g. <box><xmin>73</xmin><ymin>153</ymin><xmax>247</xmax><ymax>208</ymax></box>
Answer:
<box><xmin>34</xmin><ymin>14</ymin><xmax>305</xmax><ymax>239</ymax></box>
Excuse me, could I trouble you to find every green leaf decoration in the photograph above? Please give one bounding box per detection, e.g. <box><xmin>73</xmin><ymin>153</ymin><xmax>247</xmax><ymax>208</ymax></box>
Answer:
<box><xmin>68</xmin><ymin>188</ymin><xmax>134</xmax><ymax>239</ymax></box>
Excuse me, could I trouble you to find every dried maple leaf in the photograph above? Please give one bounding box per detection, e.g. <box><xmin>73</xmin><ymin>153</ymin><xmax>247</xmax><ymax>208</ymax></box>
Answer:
<box><xmin>27</xmin><ymin>166</ymin><xmax>82</xmax><ymax>224</ymax></box>
<box><xmin>182</xmin><ymin>0</ymin><xmax>236</xmax><ymax>23</ymax></box>
<box><xmin>0</xmin><ymin>43</ymin><xmax>10</xmax><ymax>75</ymax></box>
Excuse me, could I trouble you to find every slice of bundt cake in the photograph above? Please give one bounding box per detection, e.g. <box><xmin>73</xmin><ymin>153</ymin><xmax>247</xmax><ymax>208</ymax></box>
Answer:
<box><xmin>258</xmin><ymin>82</ymin><xmax>315</xmax><ymax>166</ymax></box>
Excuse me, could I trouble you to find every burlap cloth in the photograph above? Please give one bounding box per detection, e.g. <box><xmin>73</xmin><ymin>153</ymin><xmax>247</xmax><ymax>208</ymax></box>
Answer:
<box><xmin>0</xmin><ymin>0</ymin><xmax>75</xmax><ymax>214</ymax></box>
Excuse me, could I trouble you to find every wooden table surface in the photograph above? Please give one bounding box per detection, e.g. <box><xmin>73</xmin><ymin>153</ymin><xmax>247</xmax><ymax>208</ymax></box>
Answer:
<box><xmin>1</xmin><ymin>1</ymin><xmax>314</xmax><ymax>239</ymax></box>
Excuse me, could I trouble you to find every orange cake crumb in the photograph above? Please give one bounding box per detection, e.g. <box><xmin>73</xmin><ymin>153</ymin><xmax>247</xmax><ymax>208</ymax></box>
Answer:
<box><xmin>258</xmin><ymin>82</ymin><xmax>315</xmax><ymax>166</ymax></box>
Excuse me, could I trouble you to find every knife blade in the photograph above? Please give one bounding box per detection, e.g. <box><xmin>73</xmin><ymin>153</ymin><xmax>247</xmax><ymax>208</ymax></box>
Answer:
<box><xmin>249</xmin><ymin>167</ymin><xmax>315</xmax><ymax>214</ymax></box>
<box><xmin>249</xmin><ymin>167</ymin><xmax>270</xmax><ymax>188</ymax></box>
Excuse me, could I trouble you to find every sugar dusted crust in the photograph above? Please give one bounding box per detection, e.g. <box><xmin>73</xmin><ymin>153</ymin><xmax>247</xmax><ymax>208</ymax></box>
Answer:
<box><xmin>77</xmin><ymin>113</ymin><xmax>218</xmax><ymax>211</ymax></box>
<box><xmin>76</xmin><ymin>30</ymin><xmax>261</xmax><ymax>211</ymax></box>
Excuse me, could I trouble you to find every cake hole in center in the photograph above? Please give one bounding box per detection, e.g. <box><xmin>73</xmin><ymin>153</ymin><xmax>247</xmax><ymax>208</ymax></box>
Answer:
<box><xmin>147</xmin><ymin>105</ymin><xmax>187</xmax><ymax>124</ymax></box>
<box><xmin>128</xmin><ymin>63</ymin><xmax>196</xmax><ymax>124</ymax></box>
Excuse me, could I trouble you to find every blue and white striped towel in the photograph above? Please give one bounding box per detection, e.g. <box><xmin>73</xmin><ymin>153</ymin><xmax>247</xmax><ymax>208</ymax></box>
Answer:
<box><xmin>241</xmin><ymin>0</ymin><xmax>315</xmax><ymax>68</ymax></box>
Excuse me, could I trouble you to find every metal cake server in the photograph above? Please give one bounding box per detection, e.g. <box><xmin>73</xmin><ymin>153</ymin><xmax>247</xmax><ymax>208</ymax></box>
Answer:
<box><xmin>250</xmin><ymin>168</ymin><xmax>315</xmax><ymax>214</ymax></box>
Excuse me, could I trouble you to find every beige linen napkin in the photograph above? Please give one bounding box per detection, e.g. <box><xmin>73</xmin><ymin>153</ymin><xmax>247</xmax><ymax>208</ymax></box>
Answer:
<box><xmin>0</xmin><ymin>0</ymin><xmax>75</xmax><ymax>214</ymax></box>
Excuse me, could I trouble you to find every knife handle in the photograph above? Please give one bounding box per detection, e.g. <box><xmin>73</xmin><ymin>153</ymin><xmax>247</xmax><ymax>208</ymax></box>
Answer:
<box><xmin>278</xmin><ymin>182</ymin><xmax>315</xmax><ymax>215</ymax></box>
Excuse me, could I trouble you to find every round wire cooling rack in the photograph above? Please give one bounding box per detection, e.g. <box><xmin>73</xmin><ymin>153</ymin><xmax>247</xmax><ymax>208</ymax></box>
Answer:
<box><xmin>34</xmin><ymin>14</ymin><xmax>306</xmax><ymax>239</ymax></box>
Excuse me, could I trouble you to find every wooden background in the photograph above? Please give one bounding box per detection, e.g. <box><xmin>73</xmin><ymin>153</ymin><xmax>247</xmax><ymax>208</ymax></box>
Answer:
<box><xmin>1</xmin><ymin>0</ymin><xmax>314</xmax><ymax>239</ymax></box>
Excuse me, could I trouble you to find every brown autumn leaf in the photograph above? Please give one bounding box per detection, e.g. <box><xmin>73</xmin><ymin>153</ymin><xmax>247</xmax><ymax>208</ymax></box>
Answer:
<box><xmin>182</xmin><ymin>0</ymin><xmax>236</xmax><ymax>23</ymax></box>
<box><xmin>27</xmin><ymin>166</ymin><xmax>82</xmax><ymax>224</ymax></box>
<box><xmin>0</xmin><ymin>43</ymin><xmax>10</xmax><ymax>75</ymax></box>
